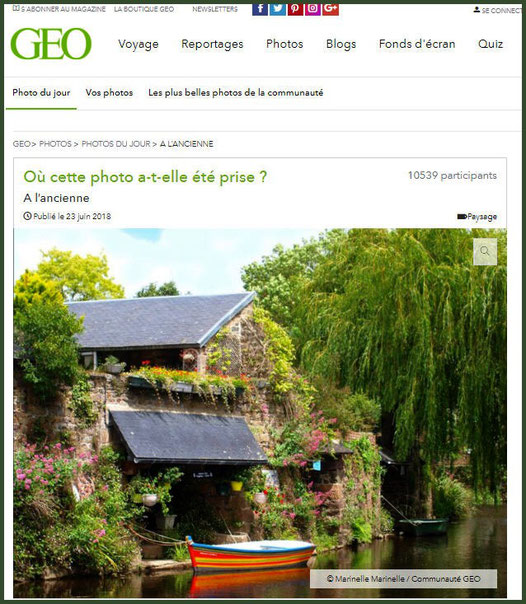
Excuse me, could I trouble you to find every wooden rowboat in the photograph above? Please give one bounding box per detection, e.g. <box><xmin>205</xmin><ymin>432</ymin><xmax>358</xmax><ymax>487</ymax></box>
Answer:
<box><xmin>397</xmin><ymin>518</ymin><xmax>449</xmax><ymax>536</ymax></box>
<box><xmin>185</xmin><ymin>536</ymin><xmax>315</xmax><ymax>573</ymax></box>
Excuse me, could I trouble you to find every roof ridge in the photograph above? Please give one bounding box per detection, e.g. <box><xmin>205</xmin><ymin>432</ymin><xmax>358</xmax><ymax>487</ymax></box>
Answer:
<box><xmin>66</xmin><ymin>291</ymin><xmax>255</xmax><ymax>305</ymax></box>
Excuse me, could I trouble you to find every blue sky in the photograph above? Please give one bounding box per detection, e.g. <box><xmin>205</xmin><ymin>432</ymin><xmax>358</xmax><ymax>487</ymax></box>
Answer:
<box><xmin>14</xmin><ymin>229</ymin><xmax>320</xmax><ymax>297</ymax></box>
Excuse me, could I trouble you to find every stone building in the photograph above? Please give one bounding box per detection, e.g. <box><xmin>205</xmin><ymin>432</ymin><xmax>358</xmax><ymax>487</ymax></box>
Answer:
<box><xmin>66</xmin><ymin>292</ymin><xmax>256</xmax><ymax>373</ymax></box>
<box><xmin>14</xmin><ymin>292</ymin><xmax>382</xmax><ymax>547</ymax></box>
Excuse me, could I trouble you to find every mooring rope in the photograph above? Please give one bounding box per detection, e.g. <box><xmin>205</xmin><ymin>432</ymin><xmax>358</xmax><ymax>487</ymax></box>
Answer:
<box><xmin>381</xmin><ymin>495</ymin><xmax>419</xmax><ymax>526</ymax></box>
<box><xmin>128</xmin><ymin>524</ymin><xmax>187</xmax><ymax>546</ymax></box>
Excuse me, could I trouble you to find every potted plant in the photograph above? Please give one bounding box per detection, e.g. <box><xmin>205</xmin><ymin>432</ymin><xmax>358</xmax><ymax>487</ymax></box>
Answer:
<box><xmin>230</xmin><ymin>467</ymin><xmax>253</xmax><ymax>493</ymax></box>
<box><xmin>253</xmin><ymin>491</ymin><xmax>268</xmax><ymax>505</ymax></box>
<box><xmin>142</xmin><ymin>494</ymin><xmax>158</xmax><ymax>507</ymax></box>
<box><xmin>129</xmin><ymin>467</ymin><xmax>183</xmax><ymax>513</ymax></box>
<box><xmin>129</xmin><ymin>475</ymin><xmax>158</xmax><ymax>506</ymax></box>
<box><xmin>100</xmin><ymin>355</ymin><xmax>126</xmax><ymax>375</ymax></box>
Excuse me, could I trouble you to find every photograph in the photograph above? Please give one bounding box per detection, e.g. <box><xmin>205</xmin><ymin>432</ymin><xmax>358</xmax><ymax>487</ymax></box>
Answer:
<box><xmin>12</xmin><ymin>228</ymin><xmax>507</xmax><ymax>598</ymax></box>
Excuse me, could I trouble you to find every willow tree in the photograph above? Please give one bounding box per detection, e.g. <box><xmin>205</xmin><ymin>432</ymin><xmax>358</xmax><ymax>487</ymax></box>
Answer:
<box><xmin>296</xmin><ymin>229</ymin><xmax>506</xmax><ymax>509</ymax></box>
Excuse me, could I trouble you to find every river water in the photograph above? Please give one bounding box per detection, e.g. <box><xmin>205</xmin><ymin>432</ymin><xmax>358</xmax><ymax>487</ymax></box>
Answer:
<box><xmin>14</xmin><ymin>506</ymin><xmax>506</xmax><ymax>599</ymax></box>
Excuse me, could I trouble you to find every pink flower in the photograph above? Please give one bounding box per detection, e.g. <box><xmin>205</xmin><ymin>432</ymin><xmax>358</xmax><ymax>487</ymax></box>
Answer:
<box><xmin>24</xmin><ymin>484</ymin><xmax>31</xmax><ymax>490</ymax></box>
<box><xmin>101</xmin><ymin>518</ymin><xmax>107</xmax><ymax>524</ymax></box>
<box><xmin>300</xmin><ymin>461</ymin><xmax>307</xmax><ymax>467</ymax></box>
<box><xmin>289</xmin><ymin>513</ymin><xmax>296</xmax><ymax>520</ymax></box>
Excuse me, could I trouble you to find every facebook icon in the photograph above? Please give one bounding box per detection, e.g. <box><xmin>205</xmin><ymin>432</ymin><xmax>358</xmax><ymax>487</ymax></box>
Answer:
<box><xmin>252</xmin><ymin>4</ymin><xmax>268</xmax><ymax>15</ymax></box>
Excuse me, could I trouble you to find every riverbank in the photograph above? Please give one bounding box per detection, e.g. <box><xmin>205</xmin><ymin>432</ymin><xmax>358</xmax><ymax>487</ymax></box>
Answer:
<box><xmin>14</xmin><ymin>506</ymin><xmax>506</xmax><ymax>599</ymax></box>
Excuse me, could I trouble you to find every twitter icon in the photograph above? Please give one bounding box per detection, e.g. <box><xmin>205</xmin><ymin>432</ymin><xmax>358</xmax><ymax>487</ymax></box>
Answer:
<box><xmin>270</xmin><ymin>4</ymin><xmax>286</xmax><ymax>15</ymax></box>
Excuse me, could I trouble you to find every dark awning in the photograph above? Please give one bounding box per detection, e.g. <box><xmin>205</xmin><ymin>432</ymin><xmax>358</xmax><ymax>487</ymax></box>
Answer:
<box><xmin>110</xmin><ymin>411</ymin><xmax>268</xmax><ymax>465</ymax></box>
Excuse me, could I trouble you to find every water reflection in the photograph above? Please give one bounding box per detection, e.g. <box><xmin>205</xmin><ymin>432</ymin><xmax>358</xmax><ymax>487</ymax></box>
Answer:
<box><xmin>189</xmin><ymin>568</ymin><xmax>310</xmax><ymax>598</ymax></box>
<box><xmin>14</xmin><ymin>506</ymin><xmax>506</xmax><ymax>599</ymax></box>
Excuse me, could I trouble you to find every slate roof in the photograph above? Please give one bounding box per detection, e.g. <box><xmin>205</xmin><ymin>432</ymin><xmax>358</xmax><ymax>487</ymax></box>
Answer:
<box><xmin>66</xmin><ymin>292</ymin><xmax>255</xmax><ymax>350</ymax></box>
<box><xmin>110</xmin><ymin>411</ymin><xmax>268</xmax><ymax>465</ymax></box>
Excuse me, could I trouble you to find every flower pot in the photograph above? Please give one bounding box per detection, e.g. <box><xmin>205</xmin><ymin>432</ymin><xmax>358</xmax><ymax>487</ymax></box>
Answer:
<box><xmin>128</xmin><ymin>376</ymin><xmax>154</xmax><ymax>389</ymax></box>
<box><xmin>253</xmin><ymin>492</ymin><xmax>267</xmax><ymax>505</ymax></box>
<box><xmin>172</xmin><ymin>382</ymin><xmax>194</xmax><ymax>393</ymax></box>
<box><xmin>142</xmin><ymin>493</ymin><xmax>158</xmax><ymax>507</ymax></box>
<box><xmin>132</xmin><ymin>493</ymin><xmax>144</xmax><ymax>503</ymax></box>
<box><xmin>230</xmin><ymin>481</ymin><xmax>243</xmax><ymax>492</ymax></box>
<box><xmin>155</xmin><ymin>514</ymin><xmax>176</xmax><ymax>530</ymax></box>
<box><xmin>106</xmin><ymin>364</ymin><xmax>124</xmax><ymax>375</ymax></box>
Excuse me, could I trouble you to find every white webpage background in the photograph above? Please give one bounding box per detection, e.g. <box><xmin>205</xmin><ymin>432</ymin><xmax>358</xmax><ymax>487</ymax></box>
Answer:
<box><xmin>4</xmin><ymin>3</ymin><xmax>521</xmax><ymax>599</ymax></box>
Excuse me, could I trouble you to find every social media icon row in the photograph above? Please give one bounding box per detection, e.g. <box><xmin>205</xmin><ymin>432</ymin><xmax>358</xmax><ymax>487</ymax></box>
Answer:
<box><xmin>252</xmin><ymin>4</ymin><xmax>340</xmax><ymax>17</ymax></box>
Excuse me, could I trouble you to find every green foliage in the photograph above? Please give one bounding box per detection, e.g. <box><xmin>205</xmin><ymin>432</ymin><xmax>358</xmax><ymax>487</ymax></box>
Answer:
<box><xmin>313</xmin><ymin>382</ymin><xmax>381</xmax><ymax>432</ymax></box>
<box><xmin>348</xmin><ymin>436</ymin><xmax>381</xmax><ymax>475</ymax></box>
<box><xmin>270</xmin><ymin>409</ymin><xmax>336</xmax><ymax>468</ymax></box>
<box><xmin>206</xmin><ymin>327</ymin><xmax>233</xmax><ymax>373</ymax></box>
<box><xmin>168</xmin><ymin>544</ymin><xmax>190</xmax><ymax>562</ymax></box>
<box><xmin>432</xmin><ymin>474</ymin><xmax>473</xmax><ymax>519</ymax></box>
<box><xmin>311</xmin><ymin>529</ymin><xmax>339</xmax><ymax>551</ymax></box>
<box><xmin>29</xmin><ymin>248</ymin><xmax>124</xmax><ymax>301</ymax></box>
<box><xmin>128</xmin><ymin>467</ymin><xmax>183</xmax><ymax>515</ymax></box>
<box><xmin>379</xmin><ymin>508</ymin><xmax>394</xmax><ymax>534</ymax></box>
<box><xmin>230</xmin><ymin>466</ymin><xmax>255</xmax><ymax>483</ymax></box>
<box><xmin>14</xmin><ymin>270</ymin><xmax>64</xmax><ymax>315</ymax></box>
<box><xmin>136</xmin><ymin>280</ymin><xmax>180</xmax><ymax>298</ymax></box>
<box><xmin>241</xmin><ymin>231</ymin><xmax>345</xmax><ymax>330</ymax></box>
<box><xmin>70</xmin><ymin>372</ymin><xmax>98</xmax><ymax>427</ymax></box>
<box><xmin>251</xmin><ymin>484</ymin><xmax>299</xmax><ymax>540</ymax></box>
<box><xmin>287</xmin><ymin>228</ymin><xmax>506</xmax><ymax>494</ymax></box>
<box><xmin>133</xmin><ymin>365</ymin><xmax>250</xmax><ymax>406</ymax></box>
<box><xmin>253</xmin><ymin>306</ymin><xmax>296</xmax><ymax>394</ymax></box>
<box><xmin>15</xmin><ymin>301</ymin><xmax>84</xmax><ymax>401</ymax></box>
<box><xmin>342</xmin><ymin>504</ymin><xmax>373</xmax><ymax>544</ymax></box>
<box><xmin>14</xmin><ymin>444</ymin><xmax>139</xmax><ymax>580</ymax></box>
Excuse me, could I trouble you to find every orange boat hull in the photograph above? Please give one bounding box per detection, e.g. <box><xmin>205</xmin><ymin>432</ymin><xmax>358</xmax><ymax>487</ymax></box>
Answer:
<box><xmin>186</xmin><ymin>539</ymin><xmax>315</xmax><ymax>573</ymax></box>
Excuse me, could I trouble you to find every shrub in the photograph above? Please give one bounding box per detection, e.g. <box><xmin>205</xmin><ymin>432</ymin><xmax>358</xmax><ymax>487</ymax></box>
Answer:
<box><xmin>313</xmin><ymin>382</ymin><xmax>381</xmax><ymax>432</ymax></box>
<box><xmin>432</xmin><ymin>474</ymin><xmax>473</xmax><ymax>519</ymax></box>
<box><xmin>13</xmin><ymin>444</ymin><xmax>139</xmax><ymax>579</ymax></box>
<box><xmin>342</xmin><ymin>504</ymin><xmax>373</xmax><ymax>544</ymax></box>
<box><xmin>15</xmin><ymin>301</ymin><xmax>84</xmax><ymax>401</ymax></box>
<box><xmin>379</xmin><ymin>508</ymin><xmax>394</xmax><ymax>534</ymax></box>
